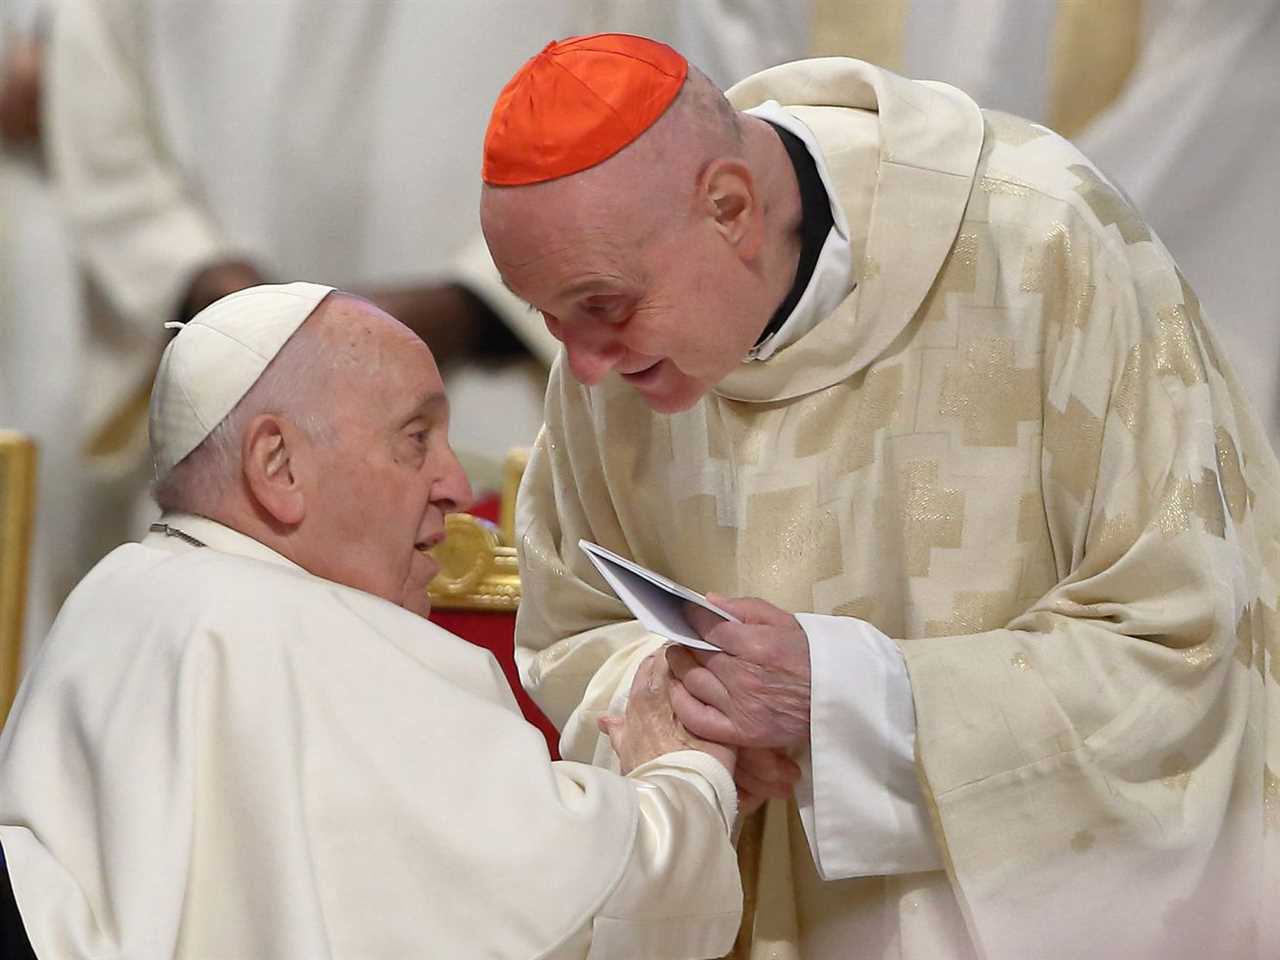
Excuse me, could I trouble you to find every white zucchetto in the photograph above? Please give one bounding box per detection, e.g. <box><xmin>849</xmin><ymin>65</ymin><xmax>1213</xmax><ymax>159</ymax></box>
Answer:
<box><xmin>148</xmin><ymin>282</ymin><xmax>335</xmax><ymax>478</ymax></box>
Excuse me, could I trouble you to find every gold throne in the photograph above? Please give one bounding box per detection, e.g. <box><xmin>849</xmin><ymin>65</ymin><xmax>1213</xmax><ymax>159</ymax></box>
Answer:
<box><xmin>426</xmin><ymin>447</ymin><xmax>527</xmax><ymax>612</ymax></box>
<box><xmin>0</xmin><ymin>432</ymin><xmax>36</xmax><ymax>728</ymax></box>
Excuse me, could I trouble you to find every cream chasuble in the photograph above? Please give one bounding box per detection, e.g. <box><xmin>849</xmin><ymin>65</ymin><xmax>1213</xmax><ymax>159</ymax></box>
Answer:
<box><xmin>515</xmin><ymin>58</ymin><xmax>1280</xmax><ymax>959</ymax></box>
<box><xmin>0</xmin><ymin>515</ymin><xmax>743</xmax><ymax>959</ymax></box>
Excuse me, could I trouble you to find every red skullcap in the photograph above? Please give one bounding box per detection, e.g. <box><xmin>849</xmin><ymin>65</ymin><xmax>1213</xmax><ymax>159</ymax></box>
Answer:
<box><xmin>482</xmin><ymin>33</ymin><xmax>688</xmax><ymax>186</ymax></box>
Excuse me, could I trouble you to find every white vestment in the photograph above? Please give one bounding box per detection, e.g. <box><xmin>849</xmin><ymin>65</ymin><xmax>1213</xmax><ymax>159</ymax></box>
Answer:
<box><xmin>0</xmin><ymin>515</ymin><xmax>742</xmax><ymax>959</ymax></box>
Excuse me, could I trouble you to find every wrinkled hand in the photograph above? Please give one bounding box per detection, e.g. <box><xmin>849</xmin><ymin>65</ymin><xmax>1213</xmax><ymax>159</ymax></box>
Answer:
<box><xmin>734</xmin><ymin>747</ymin><xmax>802</xmax><ymax>816</ymax></box>
<box><xmin>599</xmin><ymin>652</ymin><xmax>736</xmax><ymax>777</ymax></box>
<box><xmin>666</xmin><ymin>596</ymin><xmax>811</xmax><ymax>750</ymax></box>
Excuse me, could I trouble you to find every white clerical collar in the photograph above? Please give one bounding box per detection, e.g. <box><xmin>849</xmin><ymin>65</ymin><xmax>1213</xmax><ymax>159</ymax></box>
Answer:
<box><xmin>742</xmin><ymin>100</ymin><xmax>855</xmax><ymax>362</ymax></box>
<box><xmin>147</xmin><ymin>512</ymin><xmax>305</xmax><ymax>572</ymax></box>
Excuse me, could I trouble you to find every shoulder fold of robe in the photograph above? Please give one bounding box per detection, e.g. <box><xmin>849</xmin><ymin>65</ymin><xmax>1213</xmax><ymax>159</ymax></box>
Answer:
<box><xmin>718</xmin><ymin>58</ymin><xmax>984</xmax><ymax>403</ymax></box>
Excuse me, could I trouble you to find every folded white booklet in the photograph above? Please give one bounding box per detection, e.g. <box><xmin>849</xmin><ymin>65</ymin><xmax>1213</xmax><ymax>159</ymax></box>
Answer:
<box><xmin>579</xmin><ymin>539</ymin><xmax>739</xmax><ymax>651</ymax></box>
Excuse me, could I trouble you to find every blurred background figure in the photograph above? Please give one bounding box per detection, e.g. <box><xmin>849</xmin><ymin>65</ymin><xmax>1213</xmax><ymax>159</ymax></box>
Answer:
<box><xmin>1</xmin><ymin>0</ymin><xmax>806</xmax><ymax>661</ymax></box>
<box><xmin>812</xmin><ymin>0</ymin><xmax>1280</xmax><ymax>453</ymax></box>
<box><xmin>1</xmin><ymin>0</ymin><xmax>103</xmax><ymax>666</ymax></box>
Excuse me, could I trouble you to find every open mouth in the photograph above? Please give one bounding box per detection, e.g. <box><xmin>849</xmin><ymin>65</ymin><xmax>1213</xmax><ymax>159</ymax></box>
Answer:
<box><xmin>415</xmin><ymin>533</ymin><xmax>445</xmax><ymax>552</ymax></box>
<box><xmin>620</xmin><ymin>359</ymin><xmax>664</xmax><ymax>386</ymax></box>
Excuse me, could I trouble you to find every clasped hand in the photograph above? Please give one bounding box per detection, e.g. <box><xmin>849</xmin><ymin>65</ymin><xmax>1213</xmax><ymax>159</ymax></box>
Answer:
<box><xmin>668</xmin><ymin>596</ymin><xmax>810</xmax><ymax>812</ymax></box>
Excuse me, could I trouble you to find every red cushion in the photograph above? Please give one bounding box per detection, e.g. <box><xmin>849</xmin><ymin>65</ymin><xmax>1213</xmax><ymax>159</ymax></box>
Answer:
<box><xmin>429</xmin><ymin>493</ymin><xmax>560</xmax><ymax>757</ymax></box>
<box><xmin>468</xmin><ymin>492</ymin><xmax>502</xmax><ymax>525</ymax></box>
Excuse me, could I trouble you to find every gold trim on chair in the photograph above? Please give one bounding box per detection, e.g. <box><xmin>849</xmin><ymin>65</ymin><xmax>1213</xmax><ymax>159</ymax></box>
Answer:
<box><xmin>0</xmin><ymin>431</ymin><xmax>37</xmax><ymax>727</ymax></box>
<box><xmin>499</xmin><ymin>447</ymin><xmax>529</xmax><ymax>547</ymax></box>
<box><xmin>427</xmin><ymin>514</ymin><xmax>521</xmax><ymax>612</ymax></box>
<box><xmin>428</xmin><ymin>446</ymin><xmax>530</xmax><ymax>613</ymax></box>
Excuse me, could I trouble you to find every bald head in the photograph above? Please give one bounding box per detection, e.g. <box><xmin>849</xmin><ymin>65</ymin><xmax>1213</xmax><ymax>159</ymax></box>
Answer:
<box><xmin>481</xmin><ymin>67</ymin><xmax>742</xmax><ymax>247</ymax></box>
<box><xmin>153</xmin><ymin>289</ymin><xmax>471</xmax><ymax>614</ymax></box>
<box><xmin>153</xmin><ymin>292</ymin><xmax>425</xmax><ymax>516</ymax></box>
<box><xmin>478</xmin><ymin>53</ymin><xmax>803</xmax><ymax>412</ymax></box>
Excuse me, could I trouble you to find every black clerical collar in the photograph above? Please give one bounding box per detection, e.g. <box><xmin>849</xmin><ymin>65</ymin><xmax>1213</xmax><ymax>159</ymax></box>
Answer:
<box><xmin>755</xmin><ymin>119</ymin><xmax>836</xmax><ymax>348</ymax></box>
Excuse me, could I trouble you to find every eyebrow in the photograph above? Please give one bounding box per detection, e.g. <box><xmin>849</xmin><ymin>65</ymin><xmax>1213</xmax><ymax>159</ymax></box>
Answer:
<box><xmin>399</xmin><ymin>392</ymin><xmax>449</xmax><ymax>426</ymax></box>
<box><xmin>499</xmin><ymin>276</ymin><xmax>537</xmax><ymax>310</ymax></box>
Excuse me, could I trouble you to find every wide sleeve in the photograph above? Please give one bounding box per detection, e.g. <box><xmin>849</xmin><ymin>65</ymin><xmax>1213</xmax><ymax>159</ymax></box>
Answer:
<box><xmin>578</xmin><ymin>751</ymin><xmax>742</xmax><ymax>959</ymax></box>
<box><xmin>45</xmin><ymin>0</ymin><xmax>232</xmax><ymax>335</ymax></box>
<box><xmin>515</xmin><ymin>359</ymin><xmax>667</xmax><ymax>765</ymax></box>
<box><xmin>794</xmin><ymin>613</ymin><xmax>941</xmax><ymax>878</ymax></box>
<box><xmin>899</xmin><ymin>216</ymin><xmax>1280</xmax><ymax>956</ymax></box>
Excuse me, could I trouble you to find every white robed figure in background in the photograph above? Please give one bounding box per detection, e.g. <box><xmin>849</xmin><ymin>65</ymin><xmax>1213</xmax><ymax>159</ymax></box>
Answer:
<box><xmin>0</xmin><ymin>0</ymin><xmax>109</xmax><ymax>661</ymax></box>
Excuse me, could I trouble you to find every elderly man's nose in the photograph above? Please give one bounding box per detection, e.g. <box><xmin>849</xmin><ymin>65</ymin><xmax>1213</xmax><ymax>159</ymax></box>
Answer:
<box><xmin>565</xmin><ymin>336</ymin><xmax>623</xmax><ymax>386</ymax></box>
<box><xmin>434</xmin><ymin>446</ymin><xmax>474</xmax><ymax>514</ymax></box>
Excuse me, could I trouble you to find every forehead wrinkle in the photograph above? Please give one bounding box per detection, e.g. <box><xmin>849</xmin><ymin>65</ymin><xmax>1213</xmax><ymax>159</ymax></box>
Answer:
<box><xmin>399</xmin><ymin>390</ymin><xmax>448</xmax><ymax>423</ymax></box>
<box><xmin>500</xmin><ymin>241</ymin><xmax>641</xmax><ymax>305</ymax></box>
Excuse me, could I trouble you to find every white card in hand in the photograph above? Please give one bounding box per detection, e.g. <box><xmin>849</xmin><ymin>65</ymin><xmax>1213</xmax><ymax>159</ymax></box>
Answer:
<box><xmin>579</xmin><ymin>539</ymin><xmax>738</xmax><ymax>651</ymax></box>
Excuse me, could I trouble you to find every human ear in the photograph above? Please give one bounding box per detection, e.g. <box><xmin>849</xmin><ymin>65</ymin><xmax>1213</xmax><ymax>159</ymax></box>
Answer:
<box><xmin>241</xmin><ymin>414</ymin><xmax>306</xmax><ymax>526</ymax></box>
<box><xmin>701</xmin><ymin>158</ymin><xmax>762</xmax><ymax>259</ymax></box>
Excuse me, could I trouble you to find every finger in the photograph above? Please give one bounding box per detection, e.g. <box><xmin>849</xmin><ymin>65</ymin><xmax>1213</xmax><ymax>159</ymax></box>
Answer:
<box><xmin>739</xmin><ymin>748</ymin><xmax>802</xmax><ymax>785</ymax></box>
<box><xmin>665</xmin><ymin>644</ymin><xmax>701</xmax><ymax>681</ymax></box>
<box><xmin>735</xmin><ymin>766</ymin><xmax>794</xmax><ymax>800</ymax></box>
<box><xmin>669</xmin><ymin>679</ymin><xmax>741</xmax><ymax>744</ymax></box>
<box><xmin>665</xmin><ymin>647</ymin><xmax>727</xmax><ymax>706</ymax></box>
<box><xmin>688</xmin><ymin>620</ymin><xmax>755</xmax><ymax>658</ymax></box>
<box><xmin>705</xmin><ymin>594</ymin><xmax>795</xmax><ymax>628</ymax></box>
<box><xmin>683</xmin><ymin>602</ymin><xmax>729</xmax><ymax>640</ymax></box>
<box><xmin>673</xmin><ymin>661</ymin><xmax>733</xmax><ymax>714</ymax></box>
<box><xmin>598</xmin><ymin>714</ymin><xmax>623</xmax><ymax>752</ymax></box>
<box><xmin>699</xmin><ymin>622</ymin><xmax>802</xmax><ymax>670</ymax></box>
<box><xmin>737</xmin><ymin>789</ymin><xmax>768</xmax><ymax>818</ymax></box>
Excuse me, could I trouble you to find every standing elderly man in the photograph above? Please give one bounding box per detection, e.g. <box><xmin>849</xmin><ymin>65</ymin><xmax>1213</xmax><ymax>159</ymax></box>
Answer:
<box><xmin>0</xmin><ymin>283</ymin><xmax>744</xmax><ymax>959</ymax></box>
<box><xmin>480</xmin><ymin>35</ymin><xmax>1280</xmax><ymax>959</ymax></box>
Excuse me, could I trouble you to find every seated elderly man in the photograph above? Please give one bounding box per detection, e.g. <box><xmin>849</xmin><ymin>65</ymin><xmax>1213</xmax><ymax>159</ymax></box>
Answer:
<box><xmin>0</xmin><ymin>283</ymin><xmax>742</xmax><ymax>959</ymax></box>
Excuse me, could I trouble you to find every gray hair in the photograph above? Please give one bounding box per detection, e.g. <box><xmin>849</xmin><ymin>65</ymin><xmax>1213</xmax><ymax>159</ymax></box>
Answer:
<box><xmin>152</xmin><ymin>317</ymin><xmax>335</xmax><ymax>514</ymax></box>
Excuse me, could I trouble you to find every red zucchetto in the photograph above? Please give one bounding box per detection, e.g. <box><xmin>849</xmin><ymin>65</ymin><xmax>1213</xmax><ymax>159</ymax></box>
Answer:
<box><xmin>482</xmin><ymin>33</ymin><xmax>688</xmax><ymax>186</ymax></box>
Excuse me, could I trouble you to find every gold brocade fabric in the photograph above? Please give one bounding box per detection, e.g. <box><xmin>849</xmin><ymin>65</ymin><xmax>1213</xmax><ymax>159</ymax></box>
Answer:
<box><xmin>517</xmin><ymin>58</ymin><xmax>1280</xmax><ymax>960</ymax></box>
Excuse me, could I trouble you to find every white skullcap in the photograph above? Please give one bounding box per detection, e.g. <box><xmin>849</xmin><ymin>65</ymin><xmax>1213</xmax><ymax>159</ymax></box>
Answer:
<box><xmin>149</xmin><ymin>281</ymin><xmax>335</xmax><ymax>478</ymax></box>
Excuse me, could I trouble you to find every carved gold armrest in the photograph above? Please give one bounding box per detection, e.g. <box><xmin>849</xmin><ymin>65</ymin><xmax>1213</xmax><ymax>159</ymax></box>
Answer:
<box><xmin>0</xmin><ymin>431</ymin><xmax>36</xmax><ymax>725</ymax></box>
<box><xmin>427</xmin><ymin>514</ymin><xmax>521</xmax><ymax>612</ymax></box>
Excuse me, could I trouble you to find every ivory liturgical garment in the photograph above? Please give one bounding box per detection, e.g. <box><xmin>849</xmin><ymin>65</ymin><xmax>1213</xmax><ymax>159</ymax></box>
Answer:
<box><xmin>0</xmin><ymin>515</ymin><xmax>742</xmax><ymax>959</ymax></box>
<box><xmin>515</xmin><ymin>58</ymin><xmax>1280</xmax><ymax>959</ymax></box>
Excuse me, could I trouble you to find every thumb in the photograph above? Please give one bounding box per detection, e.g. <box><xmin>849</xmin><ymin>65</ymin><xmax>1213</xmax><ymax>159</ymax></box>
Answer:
<box><xmin>706</xmin><ymin>594</ymin><xmax>793</xmax><ymax>627</ymax></box>
<box><xmin>598</xmin><ymin>714</ymin><xmax>626</xmax><ymax>754</ymax></box>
